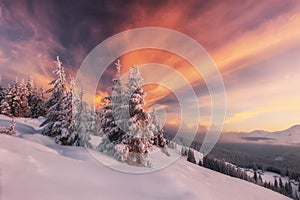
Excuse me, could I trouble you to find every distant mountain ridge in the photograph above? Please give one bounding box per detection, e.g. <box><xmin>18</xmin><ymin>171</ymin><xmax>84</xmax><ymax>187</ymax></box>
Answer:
<box><xmin>242</xmin><ymin>125</ymin><xmax>300</xmax><ymax>144</ymax></box>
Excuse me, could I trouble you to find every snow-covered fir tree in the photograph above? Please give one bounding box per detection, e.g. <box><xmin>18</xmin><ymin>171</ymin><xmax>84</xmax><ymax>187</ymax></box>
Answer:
<box><xmin>97</xmin><ymin>96</ymin><xmax>118</xmax><ymax>154</ymax></box>
<box><xmin>111</xmin><ymin>60</ymin><xmax>130</xmax><ymax>137</ymax></box>
<box><xmin>41</xmin><ymin>57</ymin><xmax>95</xmax><ymax>146</ymax></box>
<box><xmin>0</xmin><ymin>80</ymin><xmax>10</xmax><ymax>116</ymax></box>
<box><xmin>181</xmin><ymin>146</ymin><xmax>188</xmax><ymax>156</ymax></box>
<box><xmin>55</xmin><ymin>77</ymin><xmax>79</xmax><ymax>146</ymax></box>
<box><xmin>150</xmin><ymin>107</ymin><xmax>167</xmax><ymax>148</ymax></box>
<box><xmin>25</xmin><ymin>75</ymin><xmax>46</xmax><ymax>118</ymax></box>
<box><xmin>25</xmin><ymin>76</ymin><xmax>34</xmax><ymax>104</ymax></box>
<box><xmin>73</xmin><ymin>91</ymin><xmax>86</xmax><ymax>145</ymax></box>
<box><xmin>0</xmin><ymin>75</ymin><xmax>46</xmax><ymax>118</ymax></box>
<box><xmin>0</xmin><ymin>76</ymin><xmax>7</xmax><ymax>103</ymax></box>
<box><xmin>124</xmin><ymin>66</ymin><xmax>149</xmax><ymax>143</ymax></box>
<box><xmin>97</xmin><ymin>60</ymin><xmax>127</xmax><ymax>156</ymax></box>
<box><xmin>123</xmin><ymin>66</ymin><xmax>169</xmax><ymax>166</ymax></box>
<box><xmin>29</xmin><ymin>87</ymin><xmax>47</xmax><ymax>118</ymax></box>
<box><xmin>73</xmin><ymin>90</ymin><xmax>97</xmax><ymax>148</ymax></box>
<box><xmin>0</xmin><ymin>96</ymin><xmax>11</xmax><ymax>116</ymax></box>
<box><xmin>8</xmin><ymin>118</ymin><xmax>16</xmax><ymax>135</ymax></box>
<box><xmin>98</xmin><ymin>96</ymin><xmax>114</xmax><ymax>136</ymax></box>
<box><xmin>85</xmin><ymin>109</ymin><xmax>101</xmax><ymax>137</ymax></box>
<box><xmin>41</xmin><ymin>56</ymin><xmax>67</xmax><ymax>137</ymax></box>
<box><xmin>18</xmin><ymin>79</ymin><xmax>31</xmax><ymax>117</ymax></box>
<box><xmin>98</xmin><ymin>62</ymin><xmax>168</xmax><ymax>167</ymax></box>
<box><xmin>187</xmin><ymin>148</ymin><xmax>196</xmax><ymax>164</ymax></box>
<box><xmin>0</xmin><ymin>78</ymin><xmax>30</xmax><ymax>117</ymax></box>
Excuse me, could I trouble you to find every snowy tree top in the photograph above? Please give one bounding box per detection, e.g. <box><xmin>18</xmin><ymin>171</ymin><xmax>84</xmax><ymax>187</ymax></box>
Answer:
<box><xmin>115</xmin><ymin>59</ymin><xmax>121</xmax><ymax>78</ymax></box>
<box><xmin>55</xmin><ymin>56</ymin><xmax>62</xmax><ymax>67</ymax></box>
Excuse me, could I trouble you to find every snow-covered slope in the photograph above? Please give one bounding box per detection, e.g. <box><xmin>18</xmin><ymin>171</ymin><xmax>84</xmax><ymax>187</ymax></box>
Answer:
<box><xmin>0</xmin><ymin>133</ymin><xmax>291</xmax><ymax>200</ymax></box>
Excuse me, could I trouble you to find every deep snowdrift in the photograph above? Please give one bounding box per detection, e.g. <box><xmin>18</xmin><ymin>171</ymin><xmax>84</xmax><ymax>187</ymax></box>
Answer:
<box><xmin>0</xmin><ymin>132</ymin><xmax>291</xmax><ymax>200</ymax></box>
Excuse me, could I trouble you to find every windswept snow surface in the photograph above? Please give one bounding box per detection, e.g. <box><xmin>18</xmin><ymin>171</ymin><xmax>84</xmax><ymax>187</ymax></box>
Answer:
<box><xmin>0</xmin><ymin>119</ymin><xmax>292</xmax><ymax>200</ymax></box>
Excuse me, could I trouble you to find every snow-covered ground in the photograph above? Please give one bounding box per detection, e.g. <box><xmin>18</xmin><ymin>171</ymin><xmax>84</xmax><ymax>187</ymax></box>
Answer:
<box><xmin>0</xmin><ymin>115</ymin><xmax>45</xmax><ymax>132</ymax></box>
<box><xmin>0</xmin><ymin>117</ymin><xmax>292</xmax><ymax>200</ymax></box>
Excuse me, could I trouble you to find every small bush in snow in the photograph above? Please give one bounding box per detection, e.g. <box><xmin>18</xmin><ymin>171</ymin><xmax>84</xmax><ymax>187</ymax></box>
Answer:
<box><xmin>0</xmin><ymin>118</ymin><xmax>16</xmax><ymax>135</ymax></box>
<box><xmin>114</xmin><ymin>144</ymin><xmax>129</xmax><ymax>162</ymax></box>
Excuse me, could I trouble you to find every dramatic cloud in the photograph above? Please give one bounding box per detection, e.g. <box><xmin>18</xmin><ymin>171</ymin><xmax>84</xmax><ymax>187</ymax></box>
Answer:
<box><xmin>1</xmin><ymin>0</ymin><xmax>300</xmax><ymax>134</ymax></box>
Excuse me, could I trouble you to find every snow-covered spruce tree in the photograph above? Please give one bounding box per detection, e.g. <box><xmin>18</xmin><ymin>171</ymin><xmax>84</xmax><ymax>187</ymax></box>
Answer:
<box><xmin>0</xmin><ymin>79</ymin><xmax>30</xmax><ymax>117</ymax></box>
<box><xmin>120</xmin><ymin>66</ymin><xmax>151</xmax><ymax>166</ymax></box>
<box><xmin>73</xmin><ymin>90</ymin><xmax>95</xmax><ymax>148</ymax></box>
<box><xmin>55</xmin><ymin>77</ymin><xmax>81</xmax><ymax>146</ymax></box>
<box><xmin>55</xmin><ymin>78</ymin><xmax>89</xmax><ymax>146</ymax></box>
<box><xmin>85</xmin><ymin>109</ymin><xmax>101</xmax><ymax>136</ymax></box>
<box><xmin>122</xmin><ymin>66</ymin><xmax>169</xmax><ymax>166</ymax></box>
<box><xmin>111</xmin><ymin>60</ymin><xmax>129</xmax><ymax>141</ymax></box>
<box><xmin>40</xmin><ymin>56</ymin><xmax>67</xmax><ymax>137</ymax></box>
<box><xmin>97</xmin><ymin>96</ymin><xmax>117</xmax><ymax>155</ymax></box>
<box><xmin>7</xmin><ymin>118</ymin><xmax>16</xmax><ymax>135</ymax></box>
<box><xmin>25</xmin><ymin>76</ymin><xmax>46</xmax><ymax>118</ymax></box>
<box><xmin>187</xmin><ymin>148</ymin><xmax>196</xmax><ymax>164</ymax></box>
<box><xmin>98</xmin><ymin>63</ymin><xmax>168</xmax><ymax>166</ymax></box>
<box><xmin>46</xmin><ymin>74</ymin><xmax>95</xmax><ymax>147</ymax></box>
<box><xmin>26</xmin><ymin>76</ymin><xmax>34</xmax><ymax>105</ymax></box>
<box><xmin>150</xmin><ymin>107</ymin><xmax>167</xmax><ymax>148</ymax></box>
<box><xmin>253</xmin><ymin>170</ymin><xmax>258</xmax><ymax>184</ymax></box>
<box><xmin>97</xmin><ymin>60</ymin><xmax>127</xmax><ymax>156</ymax></box>
<box><xmin>0</xmin><ymin>84</ymin><xmax>11</xmax><ymax>116</ymax></box>
<box><xmin>0</xmin><ymin>76</ymin><xmax>7</xmax><ymax>103</ymax></box>
<box><xmin>181</xmin><ymin>146</ymin><xmax>188</xmax><ymax>156</ymax></box>
<box><xmin>30</xmin><ymin>87</ymin><xmax>47</xmax><ymax>118</ymax></box>
<box><xmin>18</xmin><ymin>79</ymin><xmax>31</xmax><ymax>117</ymax></box>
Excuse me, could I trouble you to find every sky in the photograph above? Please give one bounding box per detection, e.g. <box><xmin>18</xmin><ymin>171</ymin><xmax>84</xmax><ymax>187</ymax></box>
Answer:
<box><xmin>0</xmin><ymin>0</ymin><xmax>300</xmax><ymax>134</ymax></box>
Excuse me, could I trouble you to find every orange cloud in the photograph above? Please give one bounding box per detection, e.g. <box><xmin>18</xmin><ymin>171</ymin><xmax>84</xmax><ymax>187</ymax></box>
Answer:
<box><xmin>213</xmin><ymin>7</ymin><xmax>300</xmax><ymax>73</ymax></box>
<box><xmin>2</xmin><ymin>0</ymin><xmax>300</xmax><ymax>133</ymax></box>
